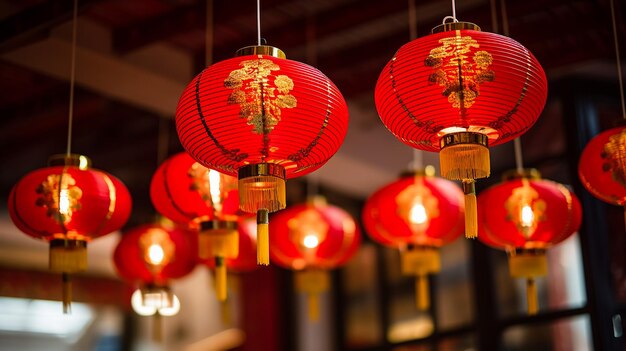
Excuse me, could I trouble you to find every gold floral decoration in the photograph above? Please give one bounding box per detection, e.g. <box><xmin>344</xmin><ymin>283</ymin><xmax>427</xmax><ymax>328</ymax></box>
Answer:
<box><xmin>425</xmin><ymin>34</ymin><xmax>495</xmax><ymax>108</ymax></box>
<box><xmin>224</xmin><ymin>58</ymin><xmax>297</xmax><ymax>134</ymax></box>
<box><xmin>601</xmin><ymin>128</ymin><xmax>626</xmax><ymax>188</ymax></box>
<box><xmin>35</xmin><ymin>173</ymin><xmax>83</xmax><ymax>225</ymax></box>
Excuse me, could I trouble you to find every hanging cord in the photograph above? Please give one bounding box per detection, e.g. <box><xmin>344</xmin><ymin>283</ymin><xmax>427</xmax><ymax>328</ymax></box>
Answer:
<box><xmin>609</xmin><ymin>0</ymin><xmax>626</xmax><ymax>119</ymax></box>
<box><xmin>408</xmin><ymin>0</ymin><xmax>417</xmax><ymax>40</ymax></box>
<box><xmin>498</xmin><ymin>0</ymin><xmax>525</xmax><ymax>172</ymax></box>
<box><xmin>205</xmin><ymin>0</ymin><xmax>213</xmax><ymax>66</ymax></box>
<box><xmin>489</xmin><ymin>0</ymin><xmax>499</xmax><ymax>34</ymax></box>
<box><xmin>408</xmin><ymin>0</ymin><xmax>425</xmax><ymax>171</ymax></box>
<box><xmin>442</xmin><ymin>0</ymin><xmax>459</xmax><ymax>24</ymax></box>
<box><xmin>256</xmin><ymin>0</ymin><xmax>262</xmax><ymax>46</ymax></box>
<box><xmin>66</xmin><ymin>0</ymin><xmax>78</xmax><ymax>156</ymax></box>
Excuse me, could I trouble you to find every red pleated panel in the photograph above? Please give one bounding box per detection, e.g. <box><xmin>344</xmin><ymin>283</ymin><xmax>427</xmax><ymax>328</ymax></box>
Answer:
<box><xmin>477</xmin><ymin>178</ymin><xmax>582</xmax><ymax>250</ymax></box>
<box><xmin>150</xmin><ymin>152</ymin><xmax>239</xmax><ymax>225</ymax></box>
<box><xmin>176</xmin><ymin>54</ymin><xmax>349</xmax><ymax>178</ymax></box>
<box><xmin>8</xmin><ymin>165</ymin><xmax>131</xmax><ymax>242</ymax></box>
<box><xmin>376</xmin><ymin>29</ymin><xmax>547</xmax><ymax>151</ymax></box>
<box><xmin>362</xmin><ymin>174</ymin><xmax>464</xmax><ymax>248</ymax></box>
<box><xmin>579</xmin><ymin>127</ymin><xmax>626</xmax><ymax>206</ymax></box>
<box><xmin>268</xmin><ymin>201</ymin><xmax>360</xmax><ymax>270</ymax></box>
<box><xmin>113</xmin><ymin>224</ymin><xmax>197</xmax><ymax>286</ymax></box>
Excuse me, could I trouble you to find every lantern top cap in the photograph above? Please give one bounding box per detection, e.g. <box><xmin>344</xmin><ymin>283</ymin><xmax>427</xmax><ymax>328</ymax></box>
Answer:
<box><xmin>431</xmin><ymin>21</ymin><xmax>481</xmax><ymax>34</ymax></box>
<box><xmin>502</xmin><ymin>168</ymin><xmax>542</xmax><ymax>181</ymax></box>
<box><xmin>399</xmin><ymin>165</ymin><xmax>436</xmax><ymax>178</ymax></box>
<box><xmin>48</xmin><ymin>154</ymin><xmax>91</xmax><ymax>169</ymax></box>
<box><xmin>235</xmin><ymin>45</ymin><xmax>286</xmax><ymax>59</ymax></box>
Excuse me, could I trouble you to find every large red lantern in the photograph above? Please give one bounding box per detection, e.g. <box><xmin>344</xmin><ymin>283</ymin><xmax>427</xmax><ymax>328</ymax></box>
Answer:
<box><xmin>269</xmin><ymin>196</ymin><xmax>360</xmax><ymax>321</ymax></box>
<box><xmin>579</xmin><ymin>127</ymin><xmax>626</xmax><ymax>226</ymax></box>
<box><xmin>477</xmin><ymin>169</ymin><xmax>582</xmax><ymax>314</ymax></box>
<box><xmin>375</xmin><ymin>21</ymin><xmax>548</xmax><ymax>238</ymax></box>
<box><xmin>114</xmin><ymin>222</ymin><xmax>196</xmax><ymax>339</ymax></box>
<box><xmin>150</xmin><ymin>152</ymin><xmax>241</xmax><ymax>301</ymax></box>
<box><xmin>8</xmin><ymin>154</ymin><xmax>132</xmax><ymax>313</ymax></box>
<box><xmin>362</xmin><ymin>168</ymin><xmax>464</xmax><ymax>310</ymax></box>
<box><xmin>176</xmin><ymin>45</ymin><xmax>349</xmax><ymax>265</ymax></box>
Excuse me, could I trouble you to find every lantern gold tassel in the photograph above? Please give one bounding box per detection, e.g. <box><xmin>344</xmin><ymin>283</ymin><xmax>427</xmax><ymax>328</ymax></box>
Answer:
<box><xmin>295</xmin><ymin>270</ymin><xmax>330</xmax><ymax>323</ymax></box>
<box><xmin>307</xmin><ymin>293</ymin><xmax>320</xmax><ymax>322</ymax></box>
<box><xmin>439</xmin><ymin>132</ymin><xmax>490</xmax><ymax>181</ymax></box>
<box><xmin>416</xmin><ymin>274</ymin><xmax>430</xmax><ymax>311</ymax></box>
<box><xmin>62</xmin><ymin>273</ymin><xmax>72</xmax><ymax>314</ymax></box>
<box><xmin>215</xmin><ymin>257</ymin><xmax>228</xmax><ymax>301</ymax></box>
<box><xmin>238</xmin><ymin>164</ymin><xmax>286</xmax><ymax>214</ymax></box>
<box><xmin>527</xmin><ymin>278</ymin><xmax>538</xmax><ymax>315</ymax></box>
<box><xmin>462</xmin><ymin>180</ymin><xmax>478</xmax><ymax>238</ymax></box>
<box><xmin>257</xmin><ymin>209</ymin><xmax>269</xmax><ymax>265</ymax></box>
<box><xmin>220</xmin><ymin>300</ymin><xmax>231</xmax><ymax>326</ymax></box>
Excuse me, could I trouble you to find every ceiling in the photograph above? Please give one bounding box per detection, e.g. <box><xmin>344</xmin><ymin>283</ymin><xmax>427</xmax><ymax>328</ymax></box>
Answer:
<box><xmin>0</xmin><ymin>0</ymin><xmax>624</xmax><ymax>231</ymax></box>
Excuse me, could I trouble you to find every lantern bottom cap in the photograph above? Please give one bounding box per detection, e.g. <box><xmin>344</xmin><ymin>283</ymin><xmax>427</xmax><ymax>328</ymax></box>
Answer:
<box><xmin>509</xmin><ymin>250</ymin><xmax>548</xmax><ymax>278</ymax></box>
<box><xmin>439</xmin><ymin>132</ymin><xmax>490</xmax><ymax>181</ymax></box>
<box><xmin>49</xmin><ymin>238</ymin><xmax>88</xmax><ymax>274</ymax></box>
<box><xmin>238</xmin><ymin>164</ymin><xmax>286</xmax><ymax>213</ymax></box>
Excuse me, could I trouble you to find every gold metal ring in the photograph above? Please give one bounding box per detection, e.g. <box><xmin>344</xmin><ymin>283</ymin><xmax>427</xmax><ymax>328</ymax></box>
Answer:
<box><xmin>49</xmin><ymin>238</ymin><xmax>87</xmax><ymax>249</ymax></box>
<box><xmin>440</xmin><ymin>132</ymin><xmax>489</xmax><ymax>149</ymax></box>
<box><xmin>431</xmin><ymin>21</ymin><xmax>481</xmax><ymax>34</ymax></box>
<box><xmin>238</xmin><ymin>163</ymin><xmax>286</xmax><ymax>180</ymax></box>
<box><xmin>235</xmin><ymin>45</ymin><xmax>286</xmax><ymax>59</ymax></box>
<box><xmin>200</xmin><ymin>220</ymin><xmax>238</xmax><ymax>231</ymax></box>
<box><xmin>48</xmin><ymin>154</ymin><xmax>91</xmax><ymax>169</ymax></box>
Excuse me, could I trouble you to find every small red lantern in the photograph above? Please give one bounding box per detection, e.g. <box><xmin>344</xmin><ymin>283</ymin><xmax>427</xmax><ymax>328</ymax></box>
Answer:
<box><xmin>362</xmin><ymin>168</ymin><xmax>464</xmax><ymax>310</ymax></box>
<box><xmin>579</xmin><ymin>126</ymin><xmax>626</xmax><ymax>227</ymax></box>
<box><xmin>176</xmin><ymin>45</ymin><xmax>349</xmax><ymax>265</ymax></box>
<box><xmin>375</xmin><ymin>21</ymin><xmax>548</xmax><ymax>238</ymax></box>
<box><xmin>477</xmin><ymin>169</ymin><xmax>582</xmax><ymax>314</ymax></box>
<box><xmin>8</xmin><ymin>154</ymin><xmax>132</xmax><ymax>313</ymax></box>
<box><xmin>269</xmin><ymin>196</ymin><xmax>360</xmax><ymax>321</ymax></box>
<box><xmin>150</xmin><ymin>152</ymin><xmax>241</xmax><ymax>301</ymax></box>
<box><xmin>114</xmin><ymin>222</ymin><xmax>196</xmax><ymax>340</ymax></box>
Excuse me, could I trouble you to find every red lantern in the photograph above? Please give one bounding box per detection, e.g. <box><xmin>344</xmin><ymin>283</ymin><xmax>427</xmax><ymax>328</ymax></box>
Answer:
<box><xmin>362</xmin><ymin>168</ymin><xmax>464</xmax><ymax>310</ymax></box>
<box><xmin>579</xmin><ymin>126</ymin><xmax>626</xmax><ymax>227</ymax></box>
<box><xmin>8</xmin><ymin>154</ymin><xmax>132</xmax><ymax>313</ymax></box>
<box><xmin>176</xmin><ymin>45</ymin><xmax>349</xmax><ymax>265</ymax></box>
<box><xmin>477</xmin><ymin>169</ymin><xmax>582</xmax><ymax>314</ymax></box>
<box><xmin>114</xmin><ymin>222</ymin><xmax>196</xmax><ymax>340</ymax></box>
<box><xmin>375</xmin><ymin>21</ymin><xmax>548</xmax><ymax>238</ymax></box>
<box><xmin>269</xmin><ymin>196</ymin><xmax>360</xmax><ymax>321</ymax></box>
<box><xmin>151</xmin><ymin>152</ymin><xmax>242</xmax><ymax>301</ymax></box>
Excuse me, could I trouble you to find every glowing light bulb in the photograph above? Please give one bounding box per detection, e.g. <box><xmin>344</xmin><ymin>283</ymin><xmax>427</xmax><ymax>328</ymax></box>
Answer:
<box><xmin>158</xmin><ymin>294</ymin><xmax>180</xmax><ymax>316</ymax></box>
<box><xmin>303</xmin><ymin>234</ymin><xmax>320</xmax><ymax>249</ymax></box>
<box><xmin>131</xmin><ymin>289</ymin><xmax>157</xmax><ymax>316</ymax></box>
<box><xmin>409</xmin><ymin>202</ymin><xmax>428</xmax><ymax>224</ymax></box>
<box><xmin>208</xmin><ymin>169</ymin><xmax>222</xmax><ymax>206</ymax></box>
<box><xmin>147</xmin><ymin>244</ymin><xmax>165</xmax><ymax>265</ymax></box>
<box><xmin>59</xmin><ymin>189</ymin><xmax>70</xmax><ymax>215</ymax></box>
<box><xmin>520</xmin><ymin>204</ymin><xmax>534</xmax><ymax>228</ymax></box>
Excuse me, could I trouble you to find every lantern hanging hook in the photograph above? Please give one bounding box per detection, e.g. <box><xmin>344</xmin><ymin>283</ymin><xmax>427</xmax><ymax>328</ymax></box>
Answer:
<box><xmin>442</xmin><ymin>0</ymin><xmax>459</xmax><ymax>24</ymax></box>
<box><xmin>66</xmin><ymin>0</ymin><xmax>78</xmax><ymax>156</ymax></box>
<box><xmin>609</xmin><ymin>0</ymin><xmax>626</xmax><ymax>120</ymax></box>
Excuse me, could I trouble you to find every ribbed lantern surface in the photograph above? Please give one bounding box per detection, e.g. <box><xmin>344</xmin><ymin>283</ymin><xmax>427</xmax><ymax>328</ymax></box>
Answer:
<box><xmin>375</xmin><ymin>24</ymin><xmax>547</xmax><ymax>151</ymax></box>
<box><xmin>477</xmin><ymin>169</ymin><xmax>582</xmax><ymax>314</ymax></box>
<box><xmin>375</xmin><ymin>22</ymin><xmax>547</xmax><ymax>238</ymax></box>
<box><xmin>362</xmin><ymin>170</ymin><xmax>464</xmax><ymax>310</ymax></box>
<box><xmin>151</xmin><ymin>152</ymin><xmax>243</xmax><ymax>301</ymax></box>
<box><xmin>269</xmin><ymin>196</ymin><xmax>360</xmax><ymax>321</ymax></box>
<box><xmin>579</xmin><ymin>127</ymin><xmax>626</xmax><ymax>206</ymax></box>
<box><xmin>114</xmin><ymin>223</ymin><xmax>197</xmax><ymax>286</ymax></box>
<box><xmin>176</xmin><ymin>46</ymin><xmax>349</xmax><ymax>265</ymax></box>
<box><xmin>8</xmin><ymin>154</ymin><xmax>132</xmax><ymax>313</ymax></box>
